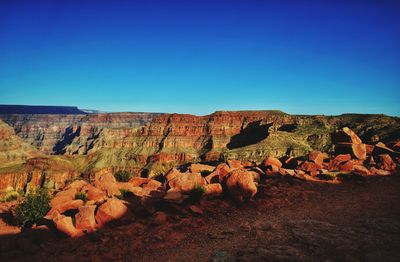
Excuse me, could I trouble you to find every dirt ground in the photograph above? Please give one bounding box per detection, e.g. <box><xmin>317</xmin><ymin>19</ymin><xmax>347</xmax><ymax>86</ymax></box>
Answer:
<box><xmin>1</xmin><ymin>175</ymin><xmax>400</xmax><ymax>262</ymax></box>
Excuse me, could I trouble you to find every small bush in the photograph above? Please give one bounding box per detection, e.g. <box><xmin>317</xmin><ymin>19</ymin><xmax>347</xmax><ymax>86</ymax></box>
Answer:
<box><xmin>187</xmin><ymin>185</ymin><xmax>205</xmax><ymax>203</ymax></box>
<box><xmin>75</xmin><ymin>192</ymin><xmax>88</xmax><ymax>201</ymax></box>
<box><xmin>317</xmin><ymin>173</ymin><xmax>336</xmax><ymax>180</ymax></box>
<box><xmin>200</xmin><ymin>170</ymin><xmax>212</xmax><ymax>177</ymax></box>
<box><xmin>114</xmin><ymin>171</ymin><xmax>132</xmax><ymax>182</ymax></box>
<box><xmin>15</xmin><ymin>189</ymin><xmax>50</xmax><ymax>227</ymax></box>
<box><xmin>116</xmin><ymin>189</ymin><xmax>132</xmax><ymax>200</ymax></box>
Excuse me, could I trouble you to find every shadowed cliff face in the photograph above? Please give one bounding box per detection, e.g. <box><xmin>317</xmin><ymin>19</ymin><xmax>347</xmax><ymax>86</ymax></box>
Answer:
<box><xmin>0</xmin><ymin>111</ymin><xmax>399</xmax><ymax>190</ymax></box>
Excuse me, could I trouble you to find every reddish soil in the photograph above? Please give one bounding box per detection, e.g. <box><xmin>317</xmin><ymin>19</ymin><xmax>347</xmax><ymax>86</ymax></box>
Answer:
<box><xmin>1</xmin><ymin>176</ymin><xmax>400</xmax><ymax>262</ymax></box>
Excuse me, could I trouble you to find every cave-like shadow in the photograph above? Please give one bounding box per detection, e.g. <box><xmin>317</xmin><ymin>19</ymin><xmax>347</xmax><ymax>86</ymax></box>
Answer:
<box><xmin>227</xmin><ymin>121</ymin><xmax>272</xmax><ymax>150</ymax></box>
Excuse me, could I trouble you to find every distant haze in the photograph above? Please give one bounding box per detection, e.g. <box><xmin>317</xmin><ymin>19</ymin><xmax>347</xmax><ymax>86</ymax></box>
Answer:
<box><xmin>0</xmin><ymin>0</ymin><xmax>399</xmax><ymax>116</ymax></box>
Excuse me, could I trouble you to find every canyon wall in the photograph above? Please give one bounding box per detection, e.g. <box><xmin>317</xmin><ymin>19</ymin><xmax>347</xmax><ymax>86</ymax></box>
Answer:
<box><xmin>0</xmin><ymin>111</ymin><xmax>399</xmax><ymax>192</ymax></box>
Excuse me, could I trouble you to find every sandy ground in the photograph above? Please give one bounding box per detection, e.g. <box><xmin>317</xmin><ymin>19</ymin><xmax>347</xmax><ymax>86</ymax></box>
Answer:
<box><xmin>1</xmin><ymin>175</ymin><xmax>400</xmax><ymax>262</ymax></box>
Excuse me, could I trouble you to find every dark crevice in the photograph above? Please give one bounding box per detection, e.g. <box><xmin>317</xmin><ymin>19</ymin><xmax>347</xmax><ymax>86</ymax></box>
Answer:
<box><xmin>53</xmin><ymin>126</ymin><xmax>81</xmax><ymax>154</ymax></box>
<box><xmin>227</xmin><ymin>121</ymin><xmax>272</xmax><ymax>150</ymax></box>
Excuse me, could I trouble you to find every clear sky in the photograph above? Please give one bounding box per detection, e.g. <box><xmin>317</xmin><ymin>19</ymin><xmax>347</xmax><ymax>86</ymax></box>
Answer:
<box><xmin>0</xmin><ymin>0</ymin><xmax>399</xmax><ymax>116</ymax></box>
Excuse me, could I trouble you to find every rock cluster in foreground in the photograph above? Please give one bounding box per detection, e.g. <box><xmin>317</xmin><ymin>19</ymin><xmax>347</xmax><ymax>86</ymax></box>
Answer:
<box><xmin>11</xmin><ymin>127</ymin><xmax>398</xmax><ymax>237</ymax></box>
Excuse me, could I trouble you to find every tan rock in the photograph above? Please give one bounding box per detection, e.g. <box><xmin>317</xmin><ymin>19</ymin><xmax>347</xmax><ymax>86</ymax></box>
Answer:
<box><xmin>203</xmin><ymin>183</ymin><xmax>223</xmax><ymax>197</ymax></box>
<box><xmin>262</xmin><ymin>157</ymin><xmax>282</xmax><ymax>172</ymax></box>
<box><xmin>205</xmin><ymin>163</ymin><xmax>230</xmax><ymax>183</ymax></box>
<box><xmin>168</xmin><ymin>172</ymin><xmax>206</xmax><ymax>192</ymax></box>
<box><xmin>129</xmin><ymin>177</ymin><xmax>151</xmax><ymax>187</ymax></box>
<box><xmin>227</xmin><ymin>159</ymin><xmax>243</xmax><ymax>170</ymax></box>
<box><xmin>225</xmin><ymin>169</ymin><xmax>257</xmax><ymax>203</ymax></box>
<box><xmin>165</xmin><ymin>168</ymin><xmax>181</xmax><ymax>182</ymax></box>
<box><xmin>75</xmin><ymin>205</ymin><xmax>97</xmax><ymax>232</ymax></box>
<box><xmin>64</xmin><ymin>180</ymin><xmax>88</xmax><ymax>191</ymax></box>
<box><xmin>163</xmin><ymin>189</ymin><xmax>186</xmax><ymax>203</ymax></box>
<box><xmin>46</xmin><ymin>199</ymin><xmax>84</xmax><ymax>219</ymax></box>
<box><xmin>189</xmin><ymin>163</ymin><xmax>215</xmax><ymax>173</ymax></box>
<box><xmin>353</xmin><ymin>165</ymin><xmax>370</xmax><ymax>175</ymax></box>
<box><xmin>142</xmin><ymin>179</ymin><xmax>162</xmax><ymax>191</ymax></box>
<box><xmin>82</xmin><ymin>184</ymin><xmax>106</xmax><ymax>203</ymax></box>
<box><xmin>308</xmin><ymin>150</ymin><xmax>324</xmax><ymax>168</ymax></box>
<box><xmin>50</xmin><ymin>188</ymin><xmax>77</xmax><ymax>207</ymax></box>
<box><xmin>96</xmin><ymin>198</ymin><xmax>128</xmax><ymax>226</ymax></box>
<box><xmin>53</xmin><ymin>212</ymin><xmax>83</xmax><ymax>238</ymax></box>
<box><xmin>94</xmin><ymin>170</ymin><xmax>120</xmax><ymax>196</ymax></box>
<box><xmin>376</xmin><ymin>154</ymin><xmax>396</xmax><ymax>171</ymax></box>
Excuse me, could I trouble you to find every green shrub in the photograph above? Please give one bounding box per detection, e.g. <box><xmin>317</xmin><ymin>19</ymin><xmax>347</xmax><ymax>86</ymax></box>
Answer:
<box><xmin>15</xmin><ymin>189</ymin><xmax>50</xmax><ymax>227</ymax></box>
<box><xmin>75</xmin><ymin>192</ymin><xmax>88</xmax><ymax>201</ymax></box>
<box><xmin>187</xmin><ymin>185</ymin><xmax>205</xmax><ymax>203</ymax></box>
<box><xmin>116</xmin><ymin>189</ymin><xmax>131</xmax><ymax>200</ymax></box>
<box><xmin>114</xmin><ymin>171</ymin><xmax>132</xmax><ymax>182</ymax></box>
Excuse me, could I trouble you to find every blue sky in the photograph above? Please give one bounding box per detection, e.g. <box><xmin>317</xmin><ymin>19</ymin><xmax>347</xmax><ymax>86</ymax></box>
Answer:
<box><xmin>0</xmin><ymin>0</ymin><xmax>399</xmax><ymax>115</ymax></box>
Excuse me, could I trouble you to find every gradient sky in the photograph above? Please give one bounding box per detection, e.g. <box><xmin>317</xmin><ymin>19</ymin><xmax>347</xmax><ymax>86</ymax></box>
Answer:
<box><xmin>0</xmin><ymin>0</ymin><xmax>399</xmax><ymax>115</ymax></box>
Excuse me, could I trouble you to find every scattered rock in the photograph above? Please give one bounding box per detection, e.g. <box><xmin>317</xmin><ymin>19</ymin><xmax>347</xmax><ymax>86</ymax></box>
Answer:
<box><xmin>75</xmin><ymin>205</ymin><xmax>97</xmax><ymax>232</ymax></box>
<box><xmin>95</xmin><ymin>198</ymin><xmax>128</xmax><ymax>226</ymax></box>
<box><xmin>225</xmin><ymin>169</ymin><xmax>257</xmax><ymax>203</ymax></box>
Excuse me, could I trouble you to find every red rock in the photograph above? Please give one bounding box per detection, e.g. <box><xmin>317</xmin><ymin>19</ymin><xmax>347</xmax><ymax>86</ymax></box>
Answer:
<box><xmin>370</xmin><ymin>167</ymin><xmax>391</xmax><ymax>176</ymax></box>
<box><xmin>163</xmin><ymin>189</ymin><xmax>185</xmax><ymax>203</ymax></box>
<box><xmin>334</xmin><ymin>154</ymin><xmax>352</xmax><ymax>163</ymax></box>
<box><xmin>189</xmin><ymin>163</ymin><xmax>215</xmax><ymax>173</ymax></box>
<box><xmin>82</xmin><ymin>184</ymin><xmax>106</xmax><ymax>203</ymax></box>
<box><xmin>300</xmin><ymin>161</ymin><xmax>320</xmax><ymax>173</ymax></box>
<box><xmin>335</xmin><ymin>143</ymin><xmax>367</xmax><ymax>160</ymax></box>
<box><xmin>353</xmin><ymin>165</ymin><xmax>370</xmax><ymax>175</ymax></box>
<box><xmin>64</xmin><ymin>180</ymin><xmax>88</xmax><ymax>191</ymax></box>
<box><xmin>241</xmin><ymin>161</ymin><xmax>254</xmax><ymax>167</ymax></box>
<box><xmin>391</xmin><ymin>141</ymin><xmax>400</xmax><ymax>151</ymax></box>
<box><xmin>365</xmin><ymin>144</ymin><xmax>375</xmax><ymax>155</ymax></box>
<box><xmin>50</xmin><ymin>188</ymin><xmax>77</xmax><ymax>207</ymax></box>
<box><xmin>205</xmin><ymin>163</ymin><xmax>230</xmax><ymax>183</ymax></box>
<box><xmin>53</xmin><ymin>212</ymin><xmax>83</xmax><ymax>238</ymax></box>
<box><xmin>375</xmin><ymin>154</ymin><xmax>396</xmax><ymax>171</ymax></box>
<box><xmin>225</xmin><ymin>169</ymin><xmax>257</xmax><ymax>203</ymax></box>
<box><xmin>46</xmin><ymin>199</ymin><xmax>84</xmax><ymax>219</ymax></box>
<box><xmin>262</xmin><ymin>157</ymin><xmax>282</xmax><ymax>172</ymax></box>
<box><xmin>165</xmin><ymin>168</ymin><xmax>181</xmax><ymax>182</ymax></box>
<box><xmin>93</xmin><ymin>170</ymin><xmax>120</xmax><ymax>196</ymax></box>
<box><xmin>142</xmin><ymin>179</ymin><xmax>163</xmax><ymax>191</ymax></box>
<box><xmin>334</xmin><ymin>127</ymin><xmax>362</xmax><ymax>144</ymax></box>
<box><xmin>96</xmin><ymin>198</ymin><xmax>128</xmax><ymax>226</ymax></box>
<box><xmin>308</xmin><ymin>150</ymin><xmax>324</xmax><ymax>168</ymax></box>
<box><xmin>338</xmin><ymin>161</ymin><xmax>354</xmax><ymax>172</ymax></box>
<box><xmin>129</xmin><ymin>177</ymin><xmax>151</xmax><ymax>187</ymax></box>
<box><xmin>203</xmin><ymin>183</ymin><xmax>223</xmax><ymax>197</ymax></box>
<box><xmin>227</xmin><ymin>159</ymin><xmax>243</xmax><ymax>170</ymax></box>
<box><xmin>75</xmin><ymin>205</ymin><xmax>97</xmax><ymax>232</ymax></box>
<box><xmin>168</xmin><ymin>172</ymin><xmax>206</xmax><ymax>192</ymax></box>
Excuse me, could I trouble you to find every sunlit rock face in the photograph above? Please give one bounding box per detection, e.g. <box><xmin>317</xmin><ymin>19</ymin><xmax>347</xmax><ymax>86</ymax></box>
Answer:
<box><xmin>0</xmin><ymin>110</ymin><xmax>399</xmax><ymax>192</ymax></box>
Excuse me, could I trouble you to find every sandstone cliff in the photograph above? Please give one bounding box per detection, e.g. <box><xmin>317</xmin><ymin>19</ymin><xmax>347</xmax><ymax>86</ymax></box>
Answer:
<box><xmin>0</xmin><ymin>111</ymin><xmax>399</xmax><ymax>193</ymax></box>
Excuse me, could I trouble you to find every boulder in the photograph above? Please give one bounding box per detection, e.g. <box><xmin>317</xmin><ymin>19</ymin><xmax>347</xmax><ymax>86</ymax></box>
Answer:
<box><xmin>334</xmin><ymin>127</ymin><xmax>362</xmax><ymax>144</ymax></box>
<box><xmin>308</xmin><ymin>151</ymin><xmax>324</xmax><ymax>168</ymax></box>
<box><xmin>64</xmin><ymin>180</ymin><xmax>88</xmax><ymax>191</ymax></box>
<box><xmin>375</xmin><ymin>154</ymin><xmax>396</xmax><ymax>171</ymax></box>
<box><xmin>75</xmin><ymin>205</ymin><xmax>97</xmax><ymax>232</ymax></box>
<box><xmin>370</xmin><ymin>167</ymin><xmax>391</xmax><ymax>176</ymax></box>
<box><xmin>96</xmin><ymin>198</ymin><xmax>128</xmax><ymax>226</ymax></box>
<box><xmin>163</xmin><ymin>189</ymin><xmax>186</xmax><ymax>203</ymax></box>
<box><xmin>227</xmin><ymin>159</ymin><xmax>243</xmax><ymax>170</ymax></box>
<box><xmin>46</xmin><ymin>199</ymin><xmax>84</xmax><ymax>219</ymax></box>
<box><xmin>81</xmin><ymin>184</ymin><xmax>107</xmax><ymax>203</ymax></box>
<box><xmin>373</xmin><ymin>142</ymin><xmax>396</xmax><ymax>156</ymax></box>
<box><xmin>203</xmin><ymin>183</ymin><xmax>223</xmax><ymax>197</ymax></box>
<box><xmin>205</xmin><ymin>163</ymin><xmax>231</xmax><ymax>183</ymax></box>
<box><xmin>142</xmin><ymin>179</ymin><xmax>163</xmax><ymax>191</ymax></box>
<box><xmin>129</xmin><ymin>177</ymin><xmax>151</xmax><ymax>187</ymax></box>
<box><xmin>334</xmin><ymin>127</ymin><xmax>366</xmax><ymax>160</ymax></box>
<box><xmin>165</xmin><ymin>168</ymin><xmax>181</xmax><ymax>182</ymax></box>
<box><xmin>353</xmin><ymin>165</ymin><xmax>370</xmax><ymax>175</ymax></box>
<box><xmin>189</xmin><ymin>163</ymin><xmax>215</xmax><ymax>174</ymax></box>
<box><xmin>225</xmin><ymin>169</ymin><xmax>257</xmax><ymax>203</ymax></box>
<box><xmin>262</xmin><ymin>157</ymin><xmax>282</xmax><ymax>172</ymax></box>
<box><xmin>53</xmin><ymin>212</ymin><xmax>83</xmax><ymax>238</ymax></box>
<box><xmin>300</xmin><ymin>161</ymin><xmax>320</xmax><ymax>175</ymax></box>
<box><xmin>94</xmin><ymin>170</ymin><xmax>120</xmax><ymax>196</ymax></box>
<box><xmin>50</xmin><ymin>188</ymin><xmax>77</xmax><ymax>207</ymax></box>
<box><xmin>168</xmin><ymin>172</ymin><xmax>206</xmax><ymax>192</ymax></box>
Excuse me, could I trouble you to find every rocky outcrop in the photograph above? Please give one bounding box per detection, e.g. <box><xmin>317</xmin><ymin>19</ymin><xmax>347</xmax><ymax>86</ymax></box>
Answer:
<box><xmin>1</xmin><ymin>111</ymin><xmax>399</xmax><ymax>192</ymax></box>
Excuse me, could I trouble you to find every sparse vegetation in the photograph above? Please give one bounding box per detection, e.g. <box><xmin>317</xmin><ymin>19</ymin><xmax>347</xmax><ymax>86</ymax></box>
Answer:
<box><xmin>116</xmin><ymin>189</ymin><xmax>132</xmax><ymax>200</ymax></box>
<box><xmin>75</xmin><ymin>192</ymin><xmax>88</xmax><ymax>201</ymax></box>
<box><xmin>114</xmin><ymin>170</ymin><xmax>133</xmax><ymax>182</ymax></box>
<box><xmin>200</xmin><ymin>170</ymin><xmax>212</xmax><ymax>176</ymax></box>
<box><xmin>317</xmin><ymin>173</ymin><xmax>336</xmax><ymax>180</ymax></box>
<box><xmin>187</xmin><ymin>185</ymin><xmax>205</xmax><ymax>203</ymax></box>
<box><xmin>15</xmin><ymin>189</ymin><xmax>50</xmax><ymax>227</ymax></box>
